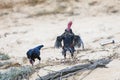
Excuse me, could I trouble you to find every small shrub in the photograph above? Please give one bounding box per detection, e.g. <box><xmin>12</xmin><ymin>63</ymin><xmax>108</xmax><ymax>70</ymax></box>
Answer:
<box><xmin>0</xmin><ymin>66</ymin><xmax>34</xmax><ymax>80</ymax></box>
<box><xmin>0</xmin><ymin>62</ymin><xmax>10</xmax><ymax>67</ymax></box>
<box><xmin>0</xmin><ymin>53</ymin><xmax>10</xmax><ymax>60</ymax></box>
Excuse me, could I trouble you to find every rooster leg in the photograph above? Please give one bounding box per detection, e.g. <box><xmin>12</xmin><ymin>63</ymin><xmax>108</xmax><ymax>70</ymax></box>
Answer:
<box><xmin>37</xmin><ymin>57</ymin><xmax>41</xmax><ymax>64</ymax></box>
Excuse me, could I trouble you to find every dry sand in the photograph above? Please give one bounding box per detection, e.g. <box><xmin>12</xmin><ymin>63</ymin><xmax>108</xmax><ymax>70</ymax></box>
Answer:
<box><xmin>0</xmin><ymin>0</ymin><xmax>120</xmax><ymax>80</ymax></box>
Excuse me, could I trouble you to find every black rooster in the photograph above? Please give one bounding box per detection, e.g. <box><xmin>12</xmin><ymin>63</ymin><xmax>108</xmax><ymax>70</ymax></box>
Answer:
<box><xmin>26</xmin><ymin>45</ymin><xmax>44</xmax><ymax>66</ymax></box>
<box><xmin>55</xmin><ymin>21</ymin><xmax>84</xmax><ymax>59</ymax></box>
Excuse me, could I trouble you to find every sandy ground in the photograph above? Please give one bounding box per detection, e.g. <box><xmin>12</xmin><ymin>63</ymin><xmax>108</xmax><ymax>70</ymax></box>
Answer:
<box><xmin>0</xmin><ymin>0</ymin><xmax>120</xmax><ymax>80</ymax></box>
<box><xmin>0</xmin><ymin>14</ymin><xmax>120</xmax><ymax>80</ymax></box>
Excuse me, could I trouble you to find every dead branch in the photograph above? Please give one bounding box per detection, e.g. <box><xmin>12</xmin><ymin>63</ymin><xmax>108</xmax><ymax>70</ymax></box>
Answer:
<box><xmin>37</xmin><ymin>58</ymin><xmax>111</xmax><ymax>80</ymax></box>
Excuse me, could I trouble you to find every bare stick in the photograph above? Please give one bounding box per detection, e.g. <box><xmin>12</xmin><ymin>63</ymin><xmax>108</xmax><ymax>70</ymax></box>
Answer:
<box><xmin>100</xmin><ymin>40</ymin><xmax>115</xmax><ymax>46</ymax></box>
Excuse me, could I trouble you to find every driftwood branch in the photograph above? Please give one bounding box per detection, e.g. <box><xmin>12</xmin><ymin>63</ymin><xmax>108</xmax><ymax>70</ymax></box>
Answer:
<box><xmin>37</xmin><ymin>58</ymin><xmax>111</xmax><ymax>80</ymax></box>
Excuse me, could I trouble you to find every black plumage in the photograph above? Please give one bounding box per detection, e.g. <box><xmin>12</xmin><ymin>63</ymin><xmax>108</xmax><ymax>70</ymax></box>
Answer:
<box><xmin>55</xmin><ymin>29</ymin><xmax>84</xmax><ymax>59</ymax></box>
<box><xmin>26</xmin><ymin>45</ymin><xmax>44</xmax><ymax>65</ymax></box>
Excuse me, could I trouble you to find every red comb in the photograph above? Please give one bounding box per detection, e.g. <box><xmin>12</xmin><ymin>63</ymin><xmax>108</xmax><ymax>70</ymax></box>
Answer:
<box><xmin>67</xmin><ymin>21</ymin><xmax>72</xmax><ymax>31</ymax></box>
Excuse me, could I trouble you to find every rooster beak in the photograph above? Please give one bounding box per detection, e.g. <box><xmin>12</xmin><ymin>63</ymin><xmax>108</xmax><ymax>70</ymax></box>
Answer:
<box><xmin>29</xmin><ymin>59</ymin><xmax>34</xmax><ymax>66</ymax></box>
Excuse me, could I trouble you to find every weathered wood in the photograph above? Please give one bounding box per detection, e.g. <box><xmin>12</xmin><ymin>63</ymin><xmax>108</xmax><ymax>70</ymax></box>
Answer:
<box><xmin>37</xmin><ymin>58</ymin><xmax>111</xmax><ymax>80</ymax></box>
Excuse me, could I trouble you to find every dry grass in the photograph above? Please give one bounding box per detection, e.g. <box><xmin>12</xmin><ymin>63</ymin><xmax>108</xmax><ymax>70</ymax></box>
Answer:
<box><xmin>26</xmin><ymin>0</ymin><xmax>46</xmax><ymax>6</ymax></box>
<box><xmin>0</xmin><ymin>2</ymin><xmax>13</xmax><ymax>9</ymax></box>
<box><xmin>0</xmin><ymin>0</ymin><xmax>46</xmax><ymax>9</ymax></box>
